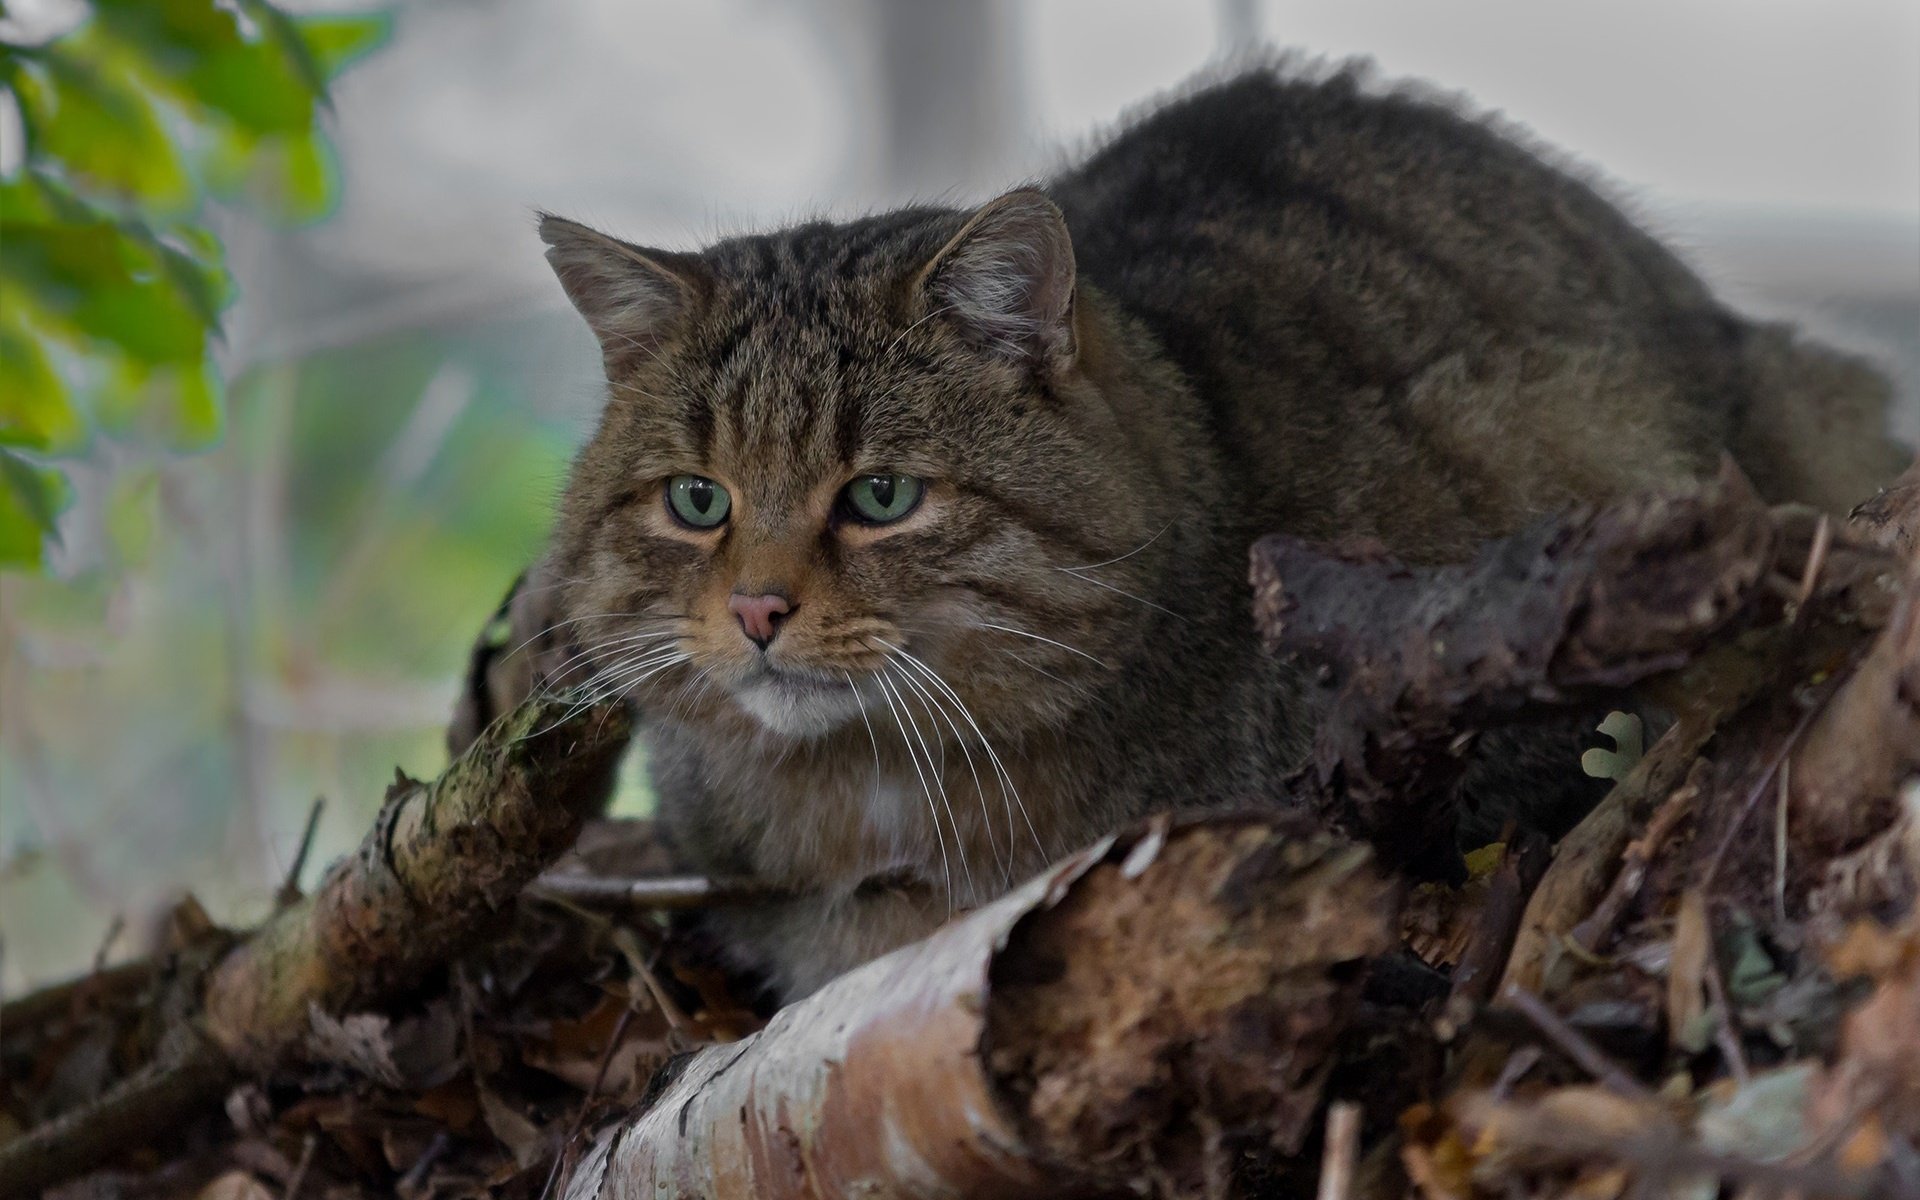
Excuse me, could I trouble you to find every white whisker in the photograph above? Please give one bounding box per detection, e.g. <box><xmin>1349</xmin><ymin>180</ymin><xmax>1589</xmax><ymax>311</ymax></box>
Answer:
<box><xmin>880</xmin><ymin>640</ymin><xmax>1046</xmax><ymax>866</ymax></box>
<box><xmin>873</xmin><ymin>668</ymin><xmax>953</xmax><ymax>912</ymax></box>
<box><xmin>969</xmin><ymin>620</ymin><xmax>1111</xmax><ymax>668</ymax></box>
<box><xmin>888</xmin><ymin>654</ymin><xmax>1007</xmax><ymax>881</ymax></box>
<box><xmin>882</xmin><ymin>667</ymin><xmax>973</xmax><ymax>898</ymax></box>
<box><xmin>1057</xmin><ymin>521</ymin><xmax>1173</xmax><ymax>574</ymax></box>
<box><xmin>1055</xmin><ymin>571</ymin><xmax>1185</xmax><ymax>620</ymax></box>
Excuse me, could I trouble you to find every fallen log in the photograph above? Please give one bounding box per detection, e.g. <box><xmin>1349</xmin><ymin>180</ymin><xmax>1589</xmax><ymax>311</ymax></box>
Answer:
<box><xmin>1249</xmin><ymin>463</ymin><xmax>1778</xmax><ymax>871</ymax></box>
<box><xmin>560</xmin><ymin>814</ymin><xmax>1400</xmax><ymax>1200</ymax></box>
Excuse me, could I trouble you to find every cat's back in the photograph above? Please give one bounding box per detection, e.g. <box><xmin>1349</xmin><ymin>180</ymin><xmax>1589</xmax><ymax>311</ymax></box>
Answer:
<box><xmin>1047</xmin><ymin>63</ymin><xmax>1760</xmax><ymax>553</ymax></box>
<box><xmin>1049</xmin><ymin>63</ymin><xmax>1729</xmax><ymax>359</ymax></box>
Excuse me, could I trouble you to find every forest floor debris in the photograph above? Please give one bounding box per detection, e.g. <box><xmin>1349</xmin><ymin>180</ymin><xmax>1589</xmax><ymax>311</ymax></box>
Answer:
<box><xmin>4</xmin><ymin>463</ymin><xmax>1917</xmax><ymax>1199</ymax></box>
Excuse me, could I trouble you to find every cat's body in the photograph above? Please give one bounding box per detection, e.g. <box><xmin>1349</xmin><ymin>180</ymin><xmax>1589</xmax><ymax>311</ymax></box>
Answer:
<box><xmin>537</xmin><ymin>64</ymin><xmax>1904</xmax><ymax>1001</ymax></box>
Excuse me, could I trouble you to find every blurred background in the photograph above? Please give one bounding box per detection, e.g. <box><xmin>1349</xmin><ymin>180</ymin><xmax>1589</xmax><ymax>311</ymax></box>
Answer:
<box><xmin>3</xmin><ymin>0</ymin><xmax>1916</xmax><ymax>992</ymax></box>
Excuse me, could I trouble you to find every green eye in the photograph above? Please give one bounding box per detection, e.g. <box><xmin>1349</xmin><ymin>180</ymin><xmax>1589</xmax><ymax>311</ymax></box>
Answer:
<box><xmin>843</xmin><ymin>474</ymin><xmax>924</xmax><ymax>525</ymax></box>
<box><xmin>666</xmin><ymin>475</ymin><xmax>731</xmax><ymax>528</ymax></box>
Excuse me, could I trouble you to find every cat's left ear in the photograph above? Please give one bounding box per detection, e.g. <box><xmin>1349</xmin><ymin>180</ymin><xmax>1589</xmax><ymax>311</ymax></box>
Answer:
<box><xmin>920</xmin><ymin>189</ymin><xmax>1077</xmax><ymax>372</ymax></box>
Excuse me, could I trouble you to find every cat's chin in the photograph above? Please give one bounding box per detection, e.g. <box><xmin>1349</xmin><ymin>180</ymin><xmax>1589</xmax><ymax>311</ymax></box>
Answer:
<box><xmin>732</xmin><ymin>672</ymin><xmax>865</xmax><ymax>740</ymax></box>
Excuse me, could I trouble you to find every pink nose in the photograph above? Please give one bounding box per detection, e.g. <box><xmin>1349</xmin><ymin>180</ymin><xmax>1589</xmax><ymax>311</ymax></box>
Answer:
<box><xmin>728</xmin><ymin>592</ymin><xmax>792</xmax><ymax>648</ymax></box>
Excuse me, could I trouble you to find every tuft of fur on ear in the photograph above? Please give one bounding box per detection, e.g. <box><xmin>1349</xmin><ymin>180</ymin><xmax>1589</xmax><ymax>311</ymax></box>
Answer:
<box><xmin>538</xmin><ymin>213</ymin><xmax>705</xmax><ymax>373</ymax></box>
<box><xmin>922</xmin><ymin>189</ymin><xmax>1077</xmax><ymax>370</ymax></box>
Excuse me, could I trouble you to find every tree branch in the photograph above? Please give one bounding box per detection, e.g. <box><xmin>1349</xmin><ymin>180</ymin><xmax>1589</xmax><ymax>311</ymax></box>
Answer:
<box><xmin>205</xmin><ymin>696</ymin><xmax>632</xmax><ymax>1066</ymax></box>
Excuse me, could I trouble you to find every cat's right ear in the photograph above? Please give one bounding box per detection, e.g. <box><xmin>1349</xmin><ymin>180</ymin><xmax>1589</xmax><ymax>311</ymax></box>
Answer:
<box><xmin>538</xmin><ymin>214</ymin><xmax>706</xmax><ymax>374</ymax></box>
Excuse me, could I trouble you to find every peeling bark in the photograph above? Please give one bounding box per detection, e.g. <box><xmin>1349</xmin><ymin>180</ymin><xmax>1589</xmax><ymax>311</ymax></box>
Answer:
<box><xmin>561</xmin><ymin>815</ymin><xmax>1400</xmax><ymax>1200</ymax></box>
<box><xmin>1250</xmin><ymin>464</ymin><xmax>1778</xmax><ymax>869</ymax></box>
<box><xmin>1788</xmin><ymin>572</ymin><xmax>1920</xmax><ymax>864</ymax></box>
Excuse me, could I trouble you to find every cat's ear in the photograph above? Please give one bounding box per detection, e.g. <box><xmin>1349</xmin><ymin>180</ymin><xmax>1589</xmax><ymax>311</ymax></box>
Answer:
<box><xmin>920</xmin><ymin>189</ymin><xmax>1077</xmax><ymax>371</ymax></box>
<box><xmin>539</xmin><ymin>213</ymin><xmax>706</xmax><ymax>373</ymax></box>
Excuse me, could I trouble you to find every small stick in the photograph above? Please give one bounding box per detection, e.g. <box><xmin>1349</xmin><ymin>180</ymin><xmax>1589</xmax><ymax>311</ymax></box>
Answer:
<box><xmin>91</xmin><ymin>915</ymin><xmax>125</xmax><ymax>975</ymax></box>
<box><xmin>1700</xmin><ymin>935</ymin><xmax>1751</xmax><ymax>1086</ymax></box>
<box><xmin>1793</xmin><ymin>514</ymin><xmax>1833</xmax><ymax>616</ymax></box>
<box><xmin>612</xmin><ymin>927</ymin><xmax>697</xmax><ymax>1039</ymax></box>
<box><xmin>1569</xmin><ymin>771</ymin><xmax>1700</xmax><ymax>956</ymax></box>
<box><xmin>0</xmin><ymin>1042</ymin><xmax>233</xmax><ymax>1197</ymax></box>
<box><xmin>541</xmin><ymin>1005</ymin><xmax>637</xmax><ymax>1200</ymax></box>
<box><xmin>1314</xmin><ymin>1101</ymin><xmax>1361</xmax><ymax>1200</ymax></box>
<box><xmin>283</xmin><ymin>1132</ymin><xmax>317</xmax><ymax>1200</ymax></box>
<box><xmin>1772</xmin><ymin>761</ymin><xmax>1791</xmax><ymax>927</ymax></box>
<box><xmin>1491</xmin><ymin>1045</ymin><xmax>1544</xmax><ymax>1101</ymax></box>
<box><xmin>276</xmin><ymin>797</ymin><xmax>326</xmax><ymax>910</ymax></box>
<box><xmin>531</xmin><ymin>873</ymin><xmax>784</xmax><ymax>911</ymax></box>
<box><xmin>1700</xmin><ymin>693</ymin><xmax>1830</xmax><ymax>891</ymax></box>
<box><xmin>1441</xmin><ymin>833</ymin><xmax>1550</xmax><ymax>1035</ymax></box>
<box><xmin>1501</xmin><ymin>984</ymin><xmax>1653</xmax><ymax>1101</ymax></box>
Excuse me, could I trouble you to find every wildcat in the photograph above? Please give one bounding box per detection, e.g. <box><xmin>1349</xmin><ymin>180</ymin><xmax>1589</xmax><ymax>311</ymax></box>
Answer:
<box><xmin>532</xmin><ymin>62</ymin><xmax>1904</xmax><ymax>1001</ymax></box>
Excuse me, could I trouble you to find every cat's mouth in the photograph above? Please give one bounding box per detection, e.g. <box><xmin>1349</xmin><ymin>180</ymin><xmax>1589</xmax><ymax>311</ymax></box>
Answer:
<box><xmin>732</xmin><ymin>664</ymin><xmax>867</xmax><ymax>739</ymax></box>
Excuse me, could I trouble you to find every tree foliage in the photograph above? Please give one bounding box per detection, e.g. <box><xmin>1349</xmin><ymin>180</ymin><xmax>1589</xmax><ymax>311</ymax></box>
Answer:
<box><xmin>0</xmin><ymin>0</ymin><xmax>388</xmax><ymax>569</ymax></box>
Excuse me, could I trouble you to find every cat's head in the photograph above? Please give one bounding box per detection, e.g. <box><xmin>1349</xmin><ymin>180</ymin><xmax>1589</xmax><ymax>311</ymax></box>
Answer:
<box><xmin>538</xmin><ymin>190</ymin><xmax>1170</xmax><ymax>742</ymax></box>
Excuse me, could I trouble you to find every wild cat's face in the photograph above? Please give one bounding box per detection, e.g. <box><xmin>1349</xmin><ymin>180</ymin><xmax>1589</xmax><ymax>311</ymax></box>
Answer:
<box><xmin>540</xmin><ymin>192</ymin><xmax>1164</xmax><ymax>741</ymax></box>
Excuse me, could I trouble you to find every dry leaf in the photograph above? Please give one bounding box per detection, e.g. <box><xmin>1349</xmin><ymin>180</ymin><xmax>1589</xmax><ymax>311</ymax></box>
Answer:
<box><xmin>193</xmin><ymin>1171</ymin><xmax>275</xmax><ymax>1200</ymax></box>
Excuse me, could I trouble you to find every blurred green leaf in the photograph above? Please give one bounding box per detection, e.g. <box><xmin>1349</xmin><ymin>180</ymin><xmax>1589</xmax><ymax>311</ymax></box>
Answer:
<box><xmin>297</xmin><ymin>12</ymin><xmax>392</xmax><ymax>81</ymax></box>
<box><xmin>0</xmin><ymin>449</ymin><xmax>71</xmax><ymax>568</ymax></box>
<box><xmin>0</xmin><ymin>1</ymin><xmax>386</xmax><ymax>573</ymax></box>
<box><xmin>95</xmin><ymin>358</ymin><xmax>222</xmax><ymax>449</ymax></box>
<box><xmin>93</xmin><ymin>0</ymin><xmax>319</xmax><ymax>135</ymax></box>
<box><xmin>0</xmin><ymin>319</ymin><xmax>83</xmax><ymax>452</ymax></box>
<box><xmin>9</xmin><ymin>43</ymin><xmax>193</xmax><ymax>209</ymax></box>
<box><xmin>207</xmin><ymin>125</ymin><xmax>337</xmax><ymax>222</ymax></box>
<box><xmin>104</xmin><ymin>465</ymin><xmax>160</xmax><ymax>565</ymax></box>
<box><xmin>0</xmin><ymin>218</ymin><xmax>212</xmax><ymax>364</ymax></box>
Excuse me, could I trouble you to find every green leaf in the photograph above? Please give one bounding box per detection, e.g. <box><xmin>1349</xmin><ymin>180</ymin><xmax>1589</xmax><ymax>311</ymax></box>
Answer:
<box><xmin>96</xmin><ymin>358</ymin><xmax>222</xmax><ymax>449</ymax></box>
<box><xmin>104</xmin><ymin>466</ymin><xmax>161</xmax><ymax>565</ymax></box>
<box><xmin>297</xmin><ymin>12</ymin><xmax>392</xmax><ymax>81</ymax></box>
<box><xmin>9</xmin><ymin>41</ymin><xmax>194</xmax><ymax>209</ymax></box>
<box><xmin>1580</xmin><ymin>710</ymin><xmax>1644</xmax><ymax>783</ymax></box>
<box><xmin>93</xmin><ymin>0</ymin><xmax>319</xmax><ymax>135</ymax></box>
<box><xmin>0</xmin><ymin>217</ymin><xmax>213</xmax><ymax>364</ymax></box>
<box><xmin>205</xmin><ymin>126</ymin><xmax>337</xmax><ymax>222</ymax></box>
<box><xmin>0</xmin><ymin>319</ymin><xmax>84</xmax><ymax>452</ymax></box>
<box><xmin>0</xmin><ymin>448</ymin><xmax>71</xmax><ymax>569</ymax></box>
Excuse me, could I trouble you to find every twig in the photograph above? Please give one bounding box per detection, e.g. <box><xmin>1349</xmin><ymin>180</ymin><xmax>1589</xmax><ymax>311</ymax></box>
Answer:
<box><xmin>0</xmin><ymin>958</ymin><xmax>155</xmax><ymax>1035</ymax></box>
<box><xmin>611</xmin><ymin>927</ymin><xmax>696</xmax><ymax>1040</ymax></box>
<box><xmin>1440</xmin><ymin>833</ymin><xmax>1550</xmax><ymax>1036</ymax></box>
<box><xmin>1490</xmin><ymin>1045</ymin><xmax>1543</xmax><ymax>1100</ymax></box>
<box><xmin>91</xmin><ymin>914</ymin><xmax>125</xmax><ymax>974</ymax></box>
<box><xmin>1792</xmin><ymin>513</ymin><xmax>1833</xmax><ymax>616</ymax></box>
<box><xmin>530</xmin><ymin>873</ymin><xmax>785</xmax><ymax>911</ymax></box>
<box><xmin>1500</xmin><ymin>985</ymin><xmax>1652</xmax><ymax>1101</ymax></box>
<box><xmin>1700</xmin><ymin>694</ymin><xmax>1829</xmax><ymax>891</ymax></box>
<box><xmin>540</xmin><ymin>1005</ymin><xmax>636</xmax><ymax>1200</ymax></box>
<box><xmin>283</xmin><ymin>1132</ymin><xmax>317</xmax><ymax>1200</ymax></box>
<box><xmin>1315</xmin><ymin>1101</ymin><xmax>1361</xmax><ymax>1200</ymax></box>
<box><xmin>1699</xmin><ymin>933</ymin><xmax>1751</xmax><ymax>1085</ymax></box>
<box><xmin>275</xmin><ymin>797</ymin><xmax>326</xmax><ymax>910</ymax></box>
<box><xmin>1569</xmin><ymin>768</ymin><xmax>1701</xmax><ymax>956</ymax></box>
<box><xmin>0</xmin><ymin>1041</ymin><xmax>233</xmax><ymax>1197</ymax></box>
<box><xmin>1467</xmin><ymin>1100</ymin><xmax>1877</xmax><ymax>1199</ymax></box>
<box><xmin>1772</xmin><ymin>760</ymin><xmax>1791</xmax><ymax>927</ymax></box>
<box><xmin>203</xmin><ymin>696</ymin><xmax>632</xmax><ymax>1068</ymax></box>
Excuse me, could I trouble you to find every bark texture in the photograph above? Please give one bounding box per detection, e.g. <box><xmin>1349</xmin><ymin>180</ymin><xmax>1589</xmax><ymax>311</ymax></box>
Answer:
<box><xmin>561</xmin><ymin>815</ymin><xmax>1399</xmax><ymax>1200</ymax></box>
<box><xmin>204</xmin><ymin>696</ymin><xmax>631</xmax><ymax>1068</ymax></box>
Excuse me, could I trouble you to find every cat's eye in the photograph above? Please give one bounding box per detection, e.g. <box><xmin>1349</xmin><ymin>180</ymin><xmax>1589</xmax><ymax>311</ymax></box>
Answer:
<box><xmin>666</xmin><ymin>475</ymin><xmax>731</xmax><ymax>528</ymax></box>
<box><xmin>841</xmin><ymin>474</ymin><xmax>924</xmax><ymax>525</ymax></box>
